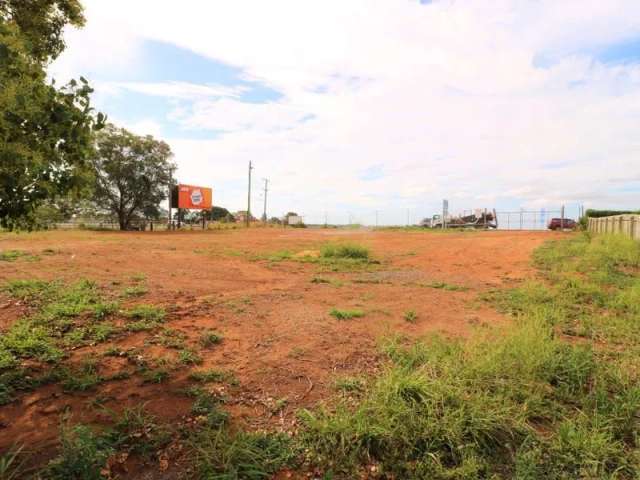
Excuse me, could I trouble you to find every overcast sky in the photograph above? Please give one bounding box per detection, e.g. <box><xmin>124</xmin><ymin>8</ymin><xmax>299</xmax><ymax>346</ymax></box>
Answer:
<box><xmin>51</xmin><ymin>0</ymin><xmax>640</xmax><ymax>225</ymax></box>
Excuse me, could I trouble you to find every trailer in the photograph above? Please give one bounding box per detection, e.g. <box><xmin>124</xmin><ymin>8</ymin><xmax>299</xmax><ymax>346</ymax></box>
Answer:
<box><xmin>425</xmin><ymin>209</ymin><xmax>498</xmax><ymax>229</ymax></box>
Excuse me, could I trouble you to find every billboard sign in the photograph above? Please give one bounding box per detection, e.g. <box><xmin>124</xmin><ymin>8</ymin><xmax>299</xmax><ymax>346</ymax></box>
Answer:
<box><xmin>171</xmin><ymin>184</ymin><xmax>212</xmax><ymax>209</ymax></box>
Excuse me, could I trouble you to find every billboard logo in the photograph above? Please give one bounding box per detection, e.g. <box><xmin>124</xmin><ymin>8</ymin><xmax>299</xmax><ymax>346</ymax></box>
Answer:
<box><xmin>171</xmin><ymin>184</ymin><xmax>213</xmax><ymax>210</ymax></box>
<box><xmin>190</xmin><ymin>189</ymin><xmax>203</xmax><ymax>206</ymax></box>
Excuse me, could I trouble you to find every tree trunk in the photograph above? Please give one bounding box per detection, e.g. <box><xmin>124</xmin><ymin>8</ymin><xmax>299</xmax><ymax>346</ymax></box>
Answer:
<box><xmin>118</xmin><ymin>212</ymin><xmax>127</xmax><ymax>230</ymax></box>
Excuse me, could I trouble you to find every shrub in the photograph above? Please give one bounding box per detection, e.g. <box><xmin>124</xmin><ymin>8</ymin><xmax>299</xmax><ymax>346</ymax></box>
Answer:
<box><xmin>320</xmin><ymin>242</ymin><xmax>370</xmax><ymax>260</ymax></box>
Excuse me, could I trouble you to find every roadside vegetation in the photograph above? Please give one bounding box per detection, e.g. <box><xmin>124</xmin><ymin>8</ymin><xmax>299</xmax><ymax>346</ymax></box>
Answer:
<box><xmin>300</xmin><ymin>233</ymin><xmax>640</xmax><ymax>478</ymax></box>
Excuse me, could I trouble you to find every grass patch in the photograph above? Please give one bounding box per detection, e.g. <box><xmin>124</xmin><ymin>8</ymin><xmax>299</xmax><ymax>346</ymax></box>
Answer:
<box><xmin>189</xmin><ymin>387</ymin><xmax>229</xmax><ymax>427</ymax></box>
<box><xmin>334</xmin><ymin>376</ymin><xmax>365</xmax><ymax>393</ymax></box>
<box><xmin>44</xmin><ymin>408</ymin><xmax>171</xmax><ymax>478</ymax></box>
<box><xmin>60</xmin><ymin>358</ymin><xmax>103</xmax><ymax>392</ymax></box>
<box><xmin>0</xmin><ymin>279</ymin><xmax>166</xmax><ymax>404</ymax></box>
<box><xmin>124</xmin><ymin>304</ymin><xmax>165</xmax><ymax>331</ymax></box>
<box><xmin>0</xmin><ymin>250</ymin><xmax>38</xmax><ymax>262</ymax></box>
<box><xmin>258</xmin><ymin>242</ymin><xmax>378</xmax><ymax>272</ymax></box>
<box><xmin>122</xmin><ymin>285</ymin><xmax>148</xmax><ymax>298</ymax></box>
<box><xmin>141</xmin><ymin>367</ymin><xmax>170</xmax><ymax>384</ymax></box>
<box><xmin>423</xmin><ymin>281</ymin><xmax>469</xmax><ymax>291</ymax></box>
<box><xmin>0</xmin><ymin>444</ymin><xmax>25</xmax><ymax>480</ymax></box>
<box><xmin>329</xmin><ymin>308</ymin><xmax>365</xmax><ymax>320</ymax></box>
<box><xmin>200</xmin><ymin>330</ymin><xmax>223</xmax><ymax>348</ymax></box>
<box><xmin>179</xmin><ymin>349</ymin><xmax>203</xmax><ymax>365</ymax></box>
<box><xmin>191</xmin><ymin>428</ymin><xmax>297</xmax><ymax>479</ymax></box>
<box><xmin>147</xmin><ymin>328</ymin><xmax>187</xmax><ymax>349</ymax></box>
<box><xmin>320</xmin><ymin>242</ymin><xmax>370</xmax><ymax>260</ymax></box>
<box><xmin>298</xmin><ymin>233</ymin><xmax>640</xmax><ymax>478</ymax></box>
<box><xmin>311</xmin><ymin>276</ymin><xmax>344</xmax><ymax>287</ymax></box>
<box><xmin>403</xmin><ymin>309</ymin><xmax>418</xmax><ymax>323</ymax></box>
<box><xmin>0</xmin><ymin>279</ymin><xmax>122</xmax><ymax>366</ymax></box>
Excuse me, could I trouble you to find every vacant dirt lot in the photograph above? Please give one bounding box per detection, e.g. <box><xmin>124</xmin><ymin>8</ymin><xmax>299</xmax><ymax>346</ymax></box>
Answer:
<box><xmin>0</xmin><ymin>227</ymin><xmax>560</xmax><ymax>475</ymax></box>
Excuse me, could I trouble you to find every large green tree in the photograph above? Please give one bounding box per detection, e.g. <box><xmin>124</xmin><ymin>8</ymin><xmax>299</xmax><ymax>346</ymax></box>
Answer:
<box><xmin>0</xmin><ymin>0</ymin><xmax>104</xmax><ymax>229</ymax></box>
<box><xmin>0</xmin><ymin>0</ymin><xmax>85</xmax><ymax>61</ymax></box>
<box><xmin>92</xmin><ymin>125</ymin><xmax>175</xmax><ymax>230</ymax></box>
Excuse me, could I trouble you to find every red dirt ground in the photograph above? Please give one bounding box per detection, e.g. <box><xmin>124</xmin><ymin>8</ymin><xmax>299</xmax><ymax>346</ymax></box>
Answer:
<box><xmin>0</xmin><ymin>228</ymin><xmax>561</xmax><ymax>477</ymax></box>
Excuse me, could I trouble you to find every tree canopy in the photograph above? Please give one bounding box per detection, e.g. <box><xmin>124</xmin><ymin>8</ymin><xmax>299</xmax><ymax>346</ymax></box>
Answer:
<box><xmin>92</xmin><ymin>125</ymin><xmax>175</xmax><ymax>230</ymax></box>
<box><xmin>206</xmin><ymin>206</ymin><xmax>234</xmax><ymax>222</ymax></box>
<box><xmin>0</xmin><ymin>0</ymin><xmax>85</xmax><ymax>62</ymax></box>
<box><xmin>0</xmin><ymin>0</ymin><xmax>104</xmax><ymax>229</ymax></box>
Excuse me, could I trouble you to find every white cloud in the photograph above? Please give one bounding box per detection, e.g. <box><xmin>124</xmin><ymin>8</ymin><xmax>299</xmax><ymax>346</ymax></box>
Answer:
<box><xmin>102</xmin><ymin>81</ymin><xmax>246</xmax><ymax>100</ymax></box>
<box><xmin>51</xmin><ymin>0</ymin><xmax>640</xmax><ymax>222</ymax></box>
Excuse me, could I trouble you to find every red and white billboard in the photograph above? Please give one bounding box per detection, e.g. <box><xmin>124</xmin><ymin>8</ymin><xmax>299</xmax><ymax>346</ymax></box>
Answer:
<box><xmin>171</xmin><ymin>184</ymin><xmax>212</xmax><ymax>209</ymax></box>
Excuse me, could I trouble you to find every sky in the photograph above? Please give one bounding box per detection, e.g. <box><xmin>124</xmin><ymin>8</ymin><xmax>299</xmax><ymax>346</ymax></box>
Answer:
<box><xmin>50</xmin><ymin>0</ymin><xmax>640</xmax><ymax>225</ymax></box>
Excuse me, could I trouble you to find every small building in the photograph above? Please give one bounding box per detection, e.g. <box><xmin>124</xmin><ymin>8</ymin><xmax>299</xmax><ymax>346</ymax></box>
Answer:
<box><xmin>285</xmin><ymin>214</ymin><xmax>303</xmax><ymax>225</ymax></box>
<box><xmin>234</xmin><ymin>211</ymin><xmax>255</xmax><ymax>223</ymax></box>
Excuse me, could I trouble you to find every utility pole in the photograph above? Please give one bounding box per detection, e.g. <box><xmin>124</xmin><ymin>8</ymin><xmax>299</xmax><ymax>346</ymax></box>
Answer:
<box><xmin>375</xmin><ymin>210</ymin><xmax>379</xmax><ymax>228</ymax></box>
<box><xmin>262</xmin><ymin>178</ymin><xmax>269</xmax><ymax>223</ymax></box>
<box><xmin>246</xmin><ymin>161</ymin><xmax>253</xmax><ymax>227</ymax></box>
<box><xmin>168</xmin><ymin>167</ymin><xmax>174</xmax><ymax>230</ymax></box>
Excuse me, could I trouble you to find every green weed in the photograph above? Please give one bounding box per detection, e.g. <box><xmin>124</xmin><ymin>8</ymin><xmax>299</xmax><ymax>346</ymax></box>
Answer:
<box><xmin>190</xmin><ymin>388</ymin><xmax>229</xmax><ymax>428</ymax></box>
<box><xmin>424</xmin><ymin>281</ymin><xmax>469</xmax><ymax>291</ymax></box>
<box><xmin>179</xmin><ymin>349</ymin><xmax>203</xmax><ymax>365</ymax></box>
<box><xmin>44</xmin><ymin>424</ymin><xmax>114</xmax><ymax>480</ymax></box>
<box><xmin>329</xmin><ymin>308</ymin><xmax>365</xmax><ymax>320</ymax></box>
<box><xmin>334</xmin><ymin>376</ymin><xmax>365</xmax><ymax>393</ymax></box>
<box><xmin>0</xmin><ymin>444</ymin><xmax>25</xmax><ymax>480</ymax></box>
<box><xmin>311</xmin><ymin>276</ymin><xmax>344</xmax><ymax>287</ymax></box>
<box><xmin>147</xmin><ymin>328</ymin><xmax>187</xmax><ymax>349</ymax></box>
<box><xmin>192</xmin><ymin>428</ymin><xmax>296</xmax><ymax>479</ymax></box>
<box><xmin>0</xmin><ymin>250</ymin><xmax>38</xmax><ymax>262</ymax></box>
<box><xmin>200</xmin><ymin>330</ymin><xmax>223</xmax><ymax>348</ymax></box>
<box><xmin>403</xmin><ymin>310</ymin><xmax>418</xmax><ymax>323</ymax></box>
<box><xmin>130</xmin><ymin>273</ymin><xmax>147</xmax><ymax>282</ymax></box>
<box><xmin>320</xmin><ymin>242</ymin><xmax>370</xmax><ymax>260</ymax></box>
<box><xmin>141</xmin><ymin>367</ymin><xmax>170</xmax><ymax>384</ymax></box>
<box><xmin>124</xmin><ymin>304</ymin><xmax>165</xmax><ymax>331</ymax></box>
<box><xmin>122</xmin><ymin>285</ymin><xmax>148</xmax><ymax>298</ymax></box>
<box><xmin>44</xmin><ymin>408</ymin><xmax>171</xmax><ymax>478</ymax></box>
<box><xmin>61</xmin><ymin>358</ymin><xmax>103</xmax><ymax>392</ymax></box>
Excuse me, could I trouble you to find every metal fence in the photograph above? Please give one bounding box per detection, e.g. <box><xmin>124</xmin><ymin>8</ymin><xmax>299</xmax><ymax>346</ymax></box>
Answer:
<box><xmin>297</xmin><ymin>206</ymin><xmax>574</xmax><ymax>230</ymax></box>
<box><xmin>588</xmin><ymin>215</ymin><xmax>640</xmax><ymax>241</ymax></box>
<box><xmin>495</xmin><ymin>210</ymin><xmax>562</xmax><ymax>230</ymax></box>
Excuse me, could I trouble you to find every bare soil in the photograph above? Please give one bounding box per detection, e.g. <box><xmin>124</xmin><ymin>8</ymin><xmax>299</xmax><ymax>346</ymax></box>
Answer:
<box><xmin>0</xmin><ymin>228</ymin><xmax>560</xmax><ymax>475</ymax></box>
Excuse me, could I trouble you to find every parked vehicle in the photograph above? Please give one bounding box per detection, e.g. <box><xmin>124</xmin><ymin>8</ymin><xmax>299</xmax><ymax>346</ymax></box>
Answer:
<box><xmin>548</xmin><ymin>218</ymin><xmax>577</xmax><ymax>230</ymax></box>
